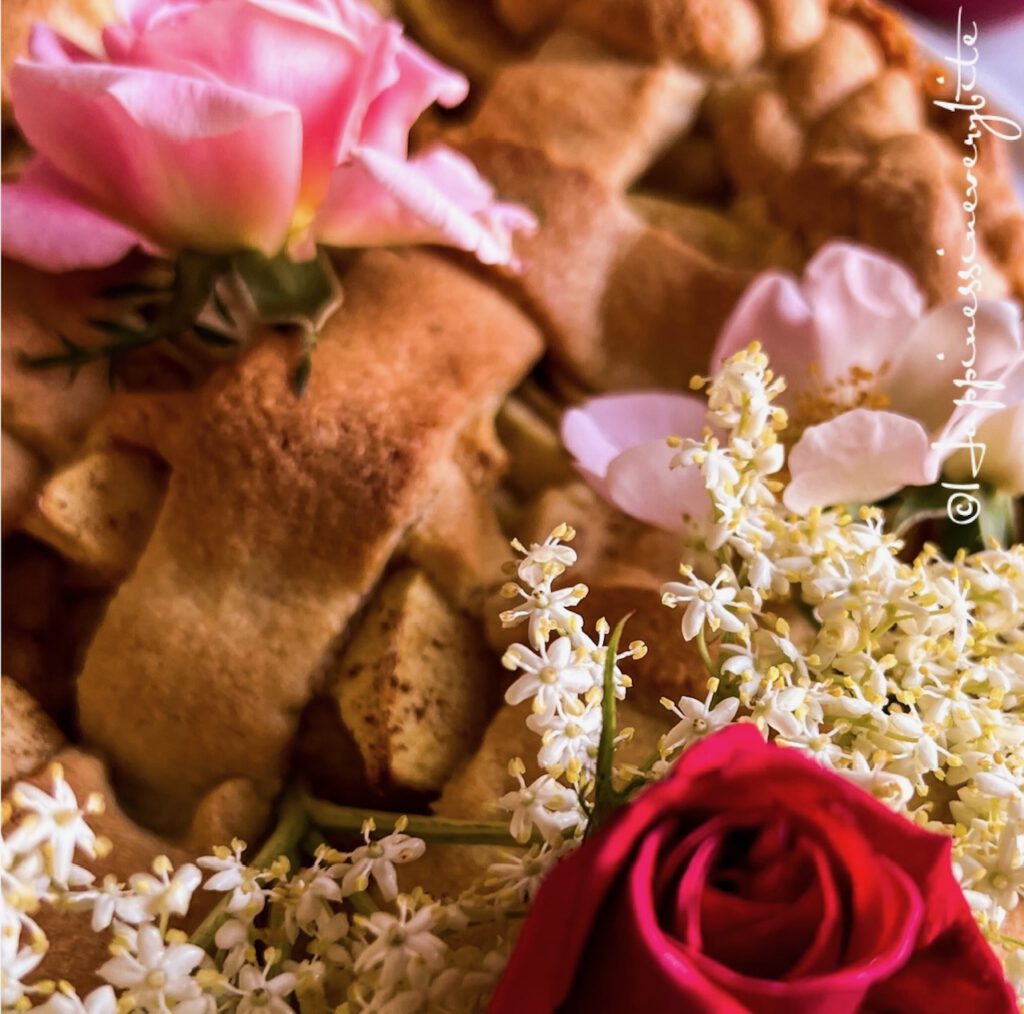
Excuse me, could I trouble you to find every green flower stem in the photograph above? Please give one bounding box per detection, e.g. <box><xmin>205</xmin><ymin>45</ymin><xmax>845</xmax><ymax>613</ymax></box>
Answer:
<box><xmin>190</xmin><ymin>785</ymin><xmax>308</xmax><ymax>952</ymax></box>
<box><xmin>695</xmin><ymin>627</ymin><xmax>718</xmax><ymax>679</ymax></box>
<box><xmin>348</xmin><ymin>891</ymin><xmax>378</xmax><ymax>917</ymax></box>
<box><xmin>303</xmin><ymin>795</ymin><xmax>525</xmax><ymax>846</ymax></box>
<box><xmin>588</xmin><ymin>615</ymin><xmax>630</xmax><ymax>836</ymax></box>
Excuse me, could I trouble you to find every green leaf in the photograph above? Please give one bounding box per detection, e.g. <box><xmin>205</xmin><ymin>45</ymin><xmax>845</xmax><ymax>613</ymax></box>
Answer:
<box><xmin>290</xmin><ymin>351</ymin><xmax>313</xmax><ymax>397</ymax></box>
<box><xmin>192</xmin><ymin>322</ymin><xmax>238</xmax><ymax>347</ymax></box>
<box><xmin>889</xmin><ymin>483</ymin><xmax>952</xmax><ymax>541</ymax></box>
<box><xmin>232</xmin><ymin>249</ymin><xmax>342</xmax><ymax>331</ymax></box>
<box><xmin>588</xmin><ymin>614</ymin><xmax>632</xmax><ymax>836</ymax></box>
<box><xmin>163</xmin><ymin>252</ymin><xmax>229</xmax><ymax>333</ymax></box>
<box><xmin>977</xmin><ymin>490</ymin><xmax>1014</xmax><ymax>547</ymax></box>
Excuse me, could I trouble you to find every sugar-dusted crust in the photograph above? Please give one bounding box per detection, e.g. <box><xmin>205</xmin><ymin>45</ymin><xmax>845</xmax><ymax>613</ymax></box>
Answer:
<box><xmin>455</xmin><ymin>138</ymin><xmax>752</xmax><ymax>392</ymax></box>
<box><xmin>76</xmin><ymin>250</ymin><xmax>542</xmax><ymax>832</ymax></box>
<box><xmin>1</xmin><ymin>676</ymin><xmax>65</xmax><ymax>787</ymax></box>
<box><xmin>1</xmin><ymin>261</ymin><xmax>114</xmax><ymax>463</ymax></box>
<box><xmin>458</xmin><ymin>0</ymin><xmax>1024</xmax><ymax>331</ymax></box>
<box><xmin>460</xmin><ymin>37</ymin><xmax>707</xmax><ymax>190</ymax></box>
<box><xmin>564</xmin><ymin>0</ymin><xmax>767</xmax><ymax>72</ymax></box>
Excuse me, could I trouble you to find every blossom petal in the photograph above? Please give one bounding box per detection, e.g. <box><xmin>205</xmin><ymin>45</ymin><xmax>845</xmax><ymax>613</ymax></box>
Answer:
<box><xmin>314</xmin><ymin>144</ymin><xmax>535</xmax><ymax>266</ymax></box>
<box><xmin>561</xmin><ymin>392</ymin><xmax>707</xmax><ymax>483</ymax></box>
<box><xmin>886</xmin><ymin>299</ymin><xmax>1023</xmax><ymax>434</ymax></box>
<box><xmin>1</xmin><ymin>163</ymin><xmax>148</xmax><ymax>271</ymax></box>
<box><xmin>802</xmin><ymin>242</ymin><xmax>924</xmax><ymax>382</ymax></box>
<box><xmin>784</xmin><ymin>409</ymin><xmax>937</xmax><ymax>513</ymax></box>
<box><xmin>605</xmin><ymin>439</ymin><xmax>712</xmax><ymax>531</ymax></box>
<box><xmin>11</xmin><ymin>61</ymin><xmax>302</xmax><ymax>256</ymax></box>
<box><xmin>944</xmin><ymin>404</ymin><xmax>1024</xmax><ymax>494</ymax></box>
<box><xmin>711</xmin><ymin>271</ymin><xmax>822</xmax><ymax>394</ymax></box>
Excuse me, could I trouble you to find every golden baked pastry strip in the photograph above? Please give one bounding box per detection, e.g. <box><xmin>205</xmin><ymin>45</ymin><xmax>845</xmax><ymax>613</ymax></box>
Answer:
<box><xmin>75</xmin><ymin>249</ymin><xmax>543</xmax><ymax>832</ymax></box>
<box><xmin>443</xmin><ymin>0</ymin><xmax>1024</xmax><ymax>311</ymax></box>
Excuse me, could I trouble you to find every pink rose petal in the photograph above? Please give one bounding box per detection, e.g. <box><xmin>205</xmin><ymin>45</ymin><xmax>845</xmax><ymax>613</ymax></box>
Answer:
<box><xmin>5</xmin><ymin>0</ymin><xmax>551</xmax><ymax>273</ymax></box>
<box><xmin>712</xmin><ymin>272</ymin><xmax>822</xmax><ymax>395</ymax></box>
<box><xmin>28</xmin><ymin>23</ymin><xmax>100</xmax><ymax>64</ymax></box>
<box><xmin>11</xmin><ymin>61</ymin><xmax>303</xmax><ymax>256</ymax></box>
<box><xmin>712</xmin><ymin>242</ymin><xmax>924</xmax><ymax>397</ymax></box>
<box><xmin>358</xmin><ymin>29</ymin><xmax>467</xmax><ymax>155</ymax></box>
<box><xmin>116</xmin><ymin>0</ymin><xmax>367</xmax><ymax>211</ymax></box>
<box><xmin>605</xmin><ymin>439</ymin><xmax>712</xmax><ymax>531</ymax></box>
<box><xmin>784</xmin><ymin>409</ymin><xmax>937</xmax><ymax>513</ymax></box>
<box><xmin>561</xmin><ymin>392</ymin><xmax>711</xmax><ymax>531</ymax></box>
<box><xmin>315</xmin><ymin>144</ymin><xmax>535</xmax><ymax>265</ymax></box>
<box><xmin>561</xmin><ymin>392</ymin><xmax>707</xmax><ymax>479</ymax></box>
<box><xmin>1</xmin><ymin>167</ymin><xmax>148</xmax><ymax>271</ymax></box>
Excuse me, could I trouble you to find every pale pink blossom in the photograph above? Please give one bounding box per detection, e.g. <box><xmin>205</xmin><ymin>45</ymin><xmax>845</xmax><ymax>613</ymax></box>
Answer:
<box><xmin>562</xmin><ymin>243</ymin><xmax>1023</xmax><ymax>525</ymax></box>
<box><xmin>712</xmin><ymin>242</ymin><xmax>1024</xmax><ymax>512</ymax></box>
<box><xmin>560</xmin><ymin>391</ymin><xmax>710</xmax><ymax>532</ymax></box>
<box><xmin>2</xmin><ymin>0</ymin><xmax>534</xmax><ymax>271</ymax></box>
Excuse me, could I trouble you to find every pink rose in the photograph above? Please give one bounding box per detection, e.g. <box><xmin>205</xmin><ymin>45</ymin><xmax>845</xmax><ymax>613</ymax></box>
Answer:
<box><xmin>492</xmin><ymin>726</ymin><xmax>1015</xmax><ymax>1013</ymax></box>
<box><xmin>2</xmin><ymin>0</ymin><xmax>535</xmax><ymax>272</ymax></box>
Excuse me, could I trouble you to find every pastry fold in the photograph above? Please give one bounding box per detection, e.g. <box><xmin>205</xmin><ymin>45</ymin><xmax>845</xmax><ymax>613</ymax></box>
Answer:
<box><xmin>77</xmin><ymin>250</ymin><xmax>542</xmax><ymax>831</ymax></box>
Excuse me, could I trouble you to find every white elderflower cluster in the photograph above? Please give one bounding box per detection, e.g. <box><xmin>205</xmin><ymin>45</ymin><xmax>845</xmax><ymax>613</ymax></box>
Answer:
<box><xmin>1</xmin><ymin>763</ymin><xmax>206</xmax><ymax>1014</ymax></box>
<box><xmin>655</xmin><ymin>343</ymin><xmax>1024</xmax><ymax>987</ymax></box>
<box><xmin>2</xmin><ymin>774</ymin><xmax>511</xmax><ymax>1013</ymax></box>
<box><xmin>497</xmin><ymin>525</ymin><xmax>647</xmax><ymax>840</ymax></box>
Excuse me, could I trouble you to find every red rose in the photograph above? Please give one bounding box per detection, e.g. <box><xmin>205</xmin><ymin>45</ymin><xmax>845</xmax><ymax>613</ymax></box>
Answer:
<box><xmin>491</xmin><ymin>725</ymin><xmax>1014</xmax><ymax>1013</ymax></box>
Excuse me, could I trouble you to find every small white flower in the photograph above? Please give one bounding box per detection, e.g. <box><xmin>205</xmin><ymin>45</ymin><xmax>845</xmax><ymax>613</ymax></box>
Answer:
<box><xmin>233</xmin><ymin>958</ymin><xmax>296</xmax><ymax>1014</ymax></box>
<box><xmin>661</xmin><ymin>691</ymin><xmax>739</xmax><ymax>754</ymax></box>
<box><xmin>354</xmin><ymin>898</ymin><xmax>447</xmax><ymax>993</ymax></box>
<box><xmin>128</xmin><ymin>857</ymin><xmax>202</xmax><ymax>920</ymax></box>
<box><xmin>662</xmin><ymin>568</ymin><xmax>746</xmax><ymax>640</ymax></box>
<box><xmin>66</xmin><ymin>873</ymin><xmax>151</xmax><ymax>930</ymax></box>
<box><xmin>0</xmin><ymin>942</ymin><xmax>47</xmax><ymax>1007</ymax></box>
<box><xmin>527</xmin><ymin>704</ymin><xmax>602</xmax><ymax>775</ymax></box>
<box><xmin>497</xmin><ymin>769</ymin><xmax>581</xmax><ymax>844</ymax></box>
<box><xmin>503</xmin><ymin>637</ymin><xmax>593</xmax><ymax>714</ymax></box>
<box><xmin>500</xmin><ymin>582</ymin><xmax>588</xmax><ymax>649</ymax></box>
<box><xmin>513</xmin><ymin>534</ymin><xmax>577</xmax><ymax>587</ymax></box>
<box><xmin>7</xmin><ymin>766</ymin><xmax>102</xmax><ymax>885</ymax></box>
<box><xmin>340</xmin><ymin>822</ymin><xmax>426</xmax><ymax>901</ymax></box>
<box><xmin>197</xmin><ymin>839</ymin><xmax>248</xmax><ymax>893</ymax></box>
<box><xmin>483</xmin><ymin>845</ymin><xmax>558</xmax><ymax>903</ymax></box>
<box><xmin>276</xmin><ymin>858</ymin><xmax>343</xmax><ymax>941</ymax></box>
<box><xmin>97</xmin><ymin>924</ymin><xmax>207</xmax><ymax>1011</ymax></box>
<box><xmin>31</xmin><ymin>985</ymin><xmax>117</xmax><ymax>1014</ymax></box>
<box><xmin>198</xmin><ymin>840</ymin><xmax>268</xmax><ymax>920</ymax></box>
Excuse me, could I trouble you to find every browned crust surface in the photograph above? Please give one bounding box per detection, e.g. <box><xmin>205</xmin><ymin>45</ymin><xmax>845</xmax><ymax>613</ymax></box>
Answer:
<box><xmin>76</xmin><ymin>250</ymin><xmax>542</xmax><ymax>831</ymax></box>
